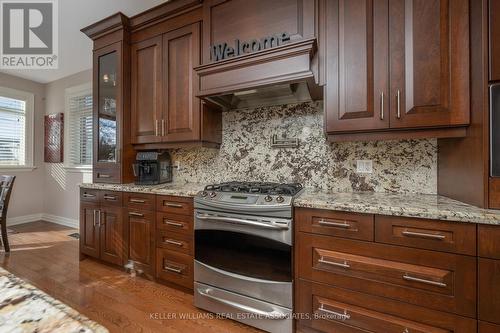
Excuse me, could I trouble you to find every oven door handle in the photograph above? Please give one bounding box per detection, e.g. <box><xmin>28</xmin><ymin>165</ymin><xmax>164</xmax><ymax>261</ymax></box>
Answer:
<box><xmin>197</xmin><ymin>288</ymin><xmax>287</xmax><ymax>320</ymax></box>
<box><xmin>195</xmin><ymin>213</ymin><xmax>290</xmax><ymax>230</ymax></box>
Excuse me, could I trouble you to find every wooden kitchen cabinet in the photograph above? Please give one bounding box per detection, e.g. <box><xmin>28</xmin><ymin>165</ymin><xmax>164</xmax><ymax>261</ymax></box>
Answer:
<box><xmin>490</xmin><ymin>0</ymin><xmax>500</xmax><ymax>81</ymax></box>
<box><xmin>82</xmin><ymin>14</ymin><xmax>135</xmax><ymax>184</ymax></box>
<box><xmin>80</xmin><ymin>201</ymin><xmax>100</xmax><ymax>259</ymax></box>
<box><xmin>324</xmin><ymin>0</ymin><xmax>389</xmax><ymax>133</ymax></box>
<box><xmin>125</xmin><ymin>209</ymin><xmax>156</xmax><ymax>279</ymax></box>
<box><xmin>388</xmin><ymin>0</ymin><xmax>469</xmax><ymax>129</ymax></box>
<box><xmin>161</xmin><ymin>22</ymin><xmax>201</xmax><ymax>142</ymax></box>
<box><xmin>324</xmin><ymin>0</ymin><xmax>470</xmax><ymax>141</ymax></box>
<box><xmin>130</xmin><ymin>21</ymin><xmax>221</xmax><ymax>148</ymax></box>
<box><xmin>130</xmin><ymin>36</ymin><xmax>162</xmax><ymax>144</ymax></box>
<box><xmin>99</xmin><ymin>205</ymin><xmax>124</xmax><ymax>266</ymax></box>
<box><xmin>79</xmin><ymin>189</ymin><xmax>125</xmax><ymax>266</ymax></box>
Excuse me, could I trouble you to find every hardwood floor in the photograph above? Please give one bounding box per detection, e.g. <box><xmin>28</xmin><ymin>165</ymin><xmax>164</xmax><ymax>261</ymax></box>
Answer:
<box><xmin>0</xmin><ymin>221</ymin><xmax>261</xmax><ymax>333</ymax></box>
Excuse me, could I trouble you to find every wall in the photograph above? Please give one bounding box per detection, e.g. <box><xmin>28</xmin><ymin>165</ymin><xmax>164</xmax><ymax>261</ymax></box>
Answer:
<box><xmin>171</xmin><ymin>102</ymin><xmax>437</xmax><ymax>194</ymax></box>
<box><xmin>43</xmin><ymin>69</ymin><xmax>92</xmax><ymax>223</ymax></box>
<box><xmin>0</xmin><ymin>73</ymin><xmax>46</xmax><ymax>221</ymax></box>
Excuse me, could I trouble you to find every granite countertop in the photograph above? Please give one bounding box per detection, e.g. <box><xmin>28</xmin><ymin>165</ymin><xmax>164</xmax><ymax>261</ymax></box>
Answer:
<box><xmin>79</xmin><ymin>182</ymin><xmax>205</xmax><ymax>197</ymax></box>
<box><xmin>295</xmin><ymin>189</ymin><xmax>500</xmax><ymax>225</ymax></box>
<box><xmin>0</xmin><ymin>267</ymin><xmax>107</xmax><ymax>332</ymax></box>
<box><xmin>80</xmin><ymin>183</ymin><xmax>500</xmax><ymax>225</ymax></box>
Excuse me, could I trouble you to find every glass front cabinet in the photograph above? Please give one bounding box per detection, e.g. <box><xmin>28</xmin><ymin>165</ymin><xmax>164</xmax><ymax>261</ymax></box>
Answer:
<box><xmin>86</xmin><ymin>14</ymin><xmax>134</xmax><ymax>184</ymax></box>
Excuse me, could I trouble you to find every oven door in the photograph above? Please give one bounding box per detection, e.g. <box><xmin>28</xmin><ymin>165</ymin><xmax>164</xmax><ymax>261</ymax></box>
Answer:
<box><xmin>194</xmin><ymin>209</ymin><xmax>293</xmax><ymax>307</ymax></box>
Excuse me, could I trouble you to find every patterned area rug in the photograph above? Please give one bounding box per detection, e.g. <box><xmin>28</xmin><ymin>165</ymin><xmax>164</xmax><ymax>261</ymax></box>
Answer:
<box><xmin>0</xmin><ymin>267</ymin><xmax>108</xmax><ymax>332</ymax></box>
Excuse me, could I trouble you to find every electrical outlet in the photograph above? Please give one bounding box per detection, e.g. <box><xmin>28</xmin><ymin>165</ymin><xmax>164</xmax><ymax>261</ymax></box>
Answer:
<box><xmin>175</xmin><ymin>161</ymin><xmax>181</xmax><ymax>171</ymax></box>
<box><xmin>356</xmin><ymin>160</ymin><xmax>373</xmax><ymax>174</ymax></box>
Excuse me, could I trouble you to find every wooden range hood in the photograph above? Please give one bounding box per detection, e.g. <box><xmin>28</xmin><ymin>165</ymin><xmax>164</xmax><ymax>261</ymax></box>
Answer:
<box><xmin>195</xmin><ymin>38</ymin><xmax>323</xmax><ymax>109</ymax></box>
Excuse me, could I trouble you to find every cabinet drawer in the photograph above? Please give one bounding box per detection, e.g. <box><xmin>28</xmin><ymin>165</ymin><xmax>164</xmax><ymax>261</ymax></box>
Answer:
<box><xmin>296</xmin><ymin>280</ymin><xmax>477</xmax><ymax>333</ymax></box>
<box><xmin>124</xmin><ymin>193</ymin><xmax>156</xmax><ymax>211</ymax></box>
<box><xmin>296</xmin><ymin>208</ymin><xmax>374</xmax><ymax>241</ymax></box>
<box><xmin>156</xmin><ymin>248</ymin><xmax>193</xmax><ymax>289</ymax></box>
<box><xmin>94</xmin><ymin>166</ymin><xmax>120</xmax><ymax>183</ymax></box>
<box><xmin>99</xmin><ymin>191</ymin><xmax>122</xmax><ymax>206</ymax></box>
<box><xmin>80</xmin><ymin>188</ymin><xmax>99</xmax><ymax>203</ymax></box>
<box><xmin>157</xmin><ymin>230</ymin><xmax>192</xmax><ymax>255</ymax></box>
<box><xmin>156</xmin><ymin>213</ymin><xmax>192</xmax><ymax>235</ymax></box>
<box><xmin>156</xmin><ymin>195</ymin><xmax>193</xmax><ymax>215</ymax></box>
<box><xmin>297</xmin><ymin>233</ymin><xmax>476</xmax><ymax>317</ymax></box>
<box><xmin>478</xmin><ymin>225</ymin><xmax>500</xmax><ymax>259</ymax></box>
<box><xmin>375</xmin><ymin>216</ymin><xmax>476</xmax><ymax>255</ymax></box>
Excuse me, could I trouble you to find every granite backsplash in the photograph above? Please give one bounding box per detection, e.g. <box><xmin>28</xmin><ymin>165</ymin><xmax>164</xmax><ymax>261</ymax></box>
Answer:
<box><xmin>170</xmin><ymin>101</ymin><xmax>437</xmax><ymax>194</ymax></box>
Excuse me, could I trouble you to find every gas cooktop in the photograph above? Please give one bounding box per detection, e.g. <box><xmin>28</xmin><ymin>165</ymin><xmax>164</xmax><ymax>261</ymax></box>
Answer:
<box><xmin>204</xmin><ymin>181</ymin><xmax>303</xmax><ymax>196</ymax></box>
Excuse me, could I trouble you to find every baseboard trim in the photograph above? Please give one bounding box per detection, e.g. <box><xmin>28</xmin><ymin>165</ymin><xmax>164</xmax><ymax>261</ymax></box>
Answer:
<box><xmin>6</xmin><ymin>214</ymin><xmax>43</xmax><ymax>226</ymax></box>
<box><xmin>41</xmin><ymin>214</ymin><xmax>79</xmax><ymax>229</ymax></box>
<box><xmin>6</xmin><ymin>213</ymin><xmax>78</xmax><ymax>229</ymax></box>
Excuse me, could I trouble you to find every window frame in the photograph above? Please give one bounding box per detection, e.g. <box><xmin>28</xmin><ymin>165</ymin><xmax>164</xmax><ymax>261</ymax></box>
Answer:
<box><xmin>64</xmin><ymin>83</ymin><xmax>93</xmax><ymax>173</ymax></box>
<box><xmin>0</xmin><ymin>86</ymin><xmax>35</xmax><ymax>171</ymax></box>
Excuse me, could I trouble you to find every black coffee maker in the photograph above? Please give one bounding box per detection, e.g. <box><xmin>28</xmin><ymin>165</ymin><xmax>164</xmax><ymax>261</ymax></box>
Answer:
<box><xmin>133</xmin><ymin>151</ymin><xmax>173</xmax><ymax>185</ymax></box>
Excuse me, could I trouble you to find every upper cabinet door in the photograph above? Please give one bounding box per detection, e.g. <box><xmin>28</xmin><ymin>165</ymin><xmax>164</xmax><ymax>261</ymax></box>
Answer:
<box><xmin>389</xmin><ymin>0</ymin><xmax>470</xmax><ymax>129</ymax></box>
<box><xmin>490</xmin><ymin>0</ymin><xmax>500</xmax><ymax>82</ymax></box>
<box><xmin>161</xmin><ymin>23</ymin><xmax>201</xmax><ymax>142</ymax></box>
<box><xmin>325</xmin><ymin>0</ymin><xmax>390</xmax><ymax>133</ymax></box>
<box><xmin>131</xmin><ymin>36</ymin><xmax>163</xmax><ymax>144</ymax></box>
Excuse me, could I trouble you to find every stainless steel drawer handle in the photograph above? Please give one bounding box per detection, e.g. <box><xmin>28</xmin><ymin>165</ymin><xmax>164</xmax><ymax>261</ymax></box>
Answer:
<box><xmin>380</xmin><ymin>92</ymin><xmax>384</xmax><ymax>120</ymax></box>
<box><xmin>402</xmin><ymin>274</ymin><xmax>447</xmax><ymax>288</ymax></box>
<box><xmin>318</xmin><ymin>304</ymin><xmax>350</xmax><ymax>320</ymax></box>
<box><xmin>98</xmin><ymin>174</ymin><xmax>111</xmax><ymax>178</ymax></box>
<box><xmin>318</xmin><ymin>219</ymin><xmax>351</xmax><ymax>229</ymax></box>
<box><xmin>165</xmin><ymin>239</ymin><xmax>183</xmax><ymax>247</ymax></box>
<box><xmin>129</xmin><ymin>198</ymin><xmax>146</xmax><ymax>203</ymax></box>
<box><xmin>401</xmin><ymin>230</ymin><xmax>446</xmax><ymax>240</ymax></box>
<box><xmin>318</xmin><ymin>257</ymin><xmax>350</xmax><ymax>269</ymax></box>
<box><xmin>164</xmin><ymin>220</ymin><xmax>184</xmax><ymax>227</ymax></box>
<box><xmin>163</xmin><ymin>202</ymin><xmax>183</xmax><ymax>208</ymax></box>
<box><xmin>396</xmin><ymin>89</ymin><xmax>401</xmax><ymax>119</ymax></box>
<box><xmin>197</xmin><ymin>288</ymin><xmax>287</xmax><ymax>320</ymax></box>
<box><xmin>164</xmin><ymin>265</ymin><xmax>183</xmax><ymax>274</ymax></box>
<box><xmin>103</xmin><ymin>195</ymin><xmax>117</xmax><ymax>201</ymax></box>
<box><xmin>196</xmin><ymin>213</ymin><xmax>290</xmax><ymax>230</ymax></box>
<box><xmin>83</xmin><ymin>193</ymin><xmax>96</xmax><ymax>198</ymax></box>
<box><xmin>128</xmin><ymin>212</ymin><xmax>144</xmax><ymax>217</ymax></box>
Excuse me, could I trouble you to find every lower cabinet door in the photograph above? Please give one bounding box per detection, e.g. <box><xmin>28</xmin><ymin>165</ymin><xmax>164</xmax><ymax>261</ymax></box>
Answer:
<box><xmin>99</xmin><ymin>205</ymin><xmax>124</xmax><ymax>266</ymax></box>
<box><xmin>296</xmin><ymin>280</ymin><xmax>476</xmax><ymax>333</ymax></box>
<box><xmin>478</xmin><ymin>258</ymin><xmax>500</xmax><ymax>324</ymax></box>
<box><xmin>126</xmin><ymin>209</ymin><xmax>155</xmax><ymax>278</ymax></box>
<box><xmin>156</xmin><ymin>248</ymin><xmax>193</xmax><ymax>290</ymax></box>
<box><xmin>80</xmin><ymin>202</ymin><xmax>100</xmax><ymax>259</ymax></box>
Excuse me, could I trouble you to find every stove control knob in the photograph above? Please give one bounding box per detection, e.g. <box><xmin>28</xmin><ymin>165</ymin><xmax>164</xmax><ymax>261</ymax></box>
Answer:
<box><xmin>264</xmin><ymin>195</ymin><xmax>273</xmax><ymax>202</ymax></box>
<box><xmin>201</xmin><ymin>191</ymin><xmax>208</xmax><ymax>197</ymax></box>
<box><xmin>276</xmin><ymin>196</ymin><xmax>285</xmax><ymax>203</ymax></box>
<box><xmin>209</xmin><ymin>192</ymin><xmax>217</xmax><ymax>198</ymax></box>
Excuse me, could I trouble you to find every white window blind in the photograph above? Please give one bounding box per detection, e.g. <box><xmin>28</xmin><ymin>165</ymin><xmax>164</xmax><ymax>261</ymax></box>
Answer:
<box><xmin>67</xmin><ymin>87</ymin><xmax>92</xmax><ymax>167</ymax></box>
<box><xmin>0</xmin><ymin>96</ymin><xmax>26</xmax><ymax>166</ymax></box>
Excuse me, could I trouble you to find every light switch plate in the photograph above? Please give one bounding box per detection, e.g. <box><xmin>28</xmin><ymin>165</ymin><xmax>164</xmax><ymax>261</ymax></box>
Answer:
<box><xmin>356</xmin><ymin>160</ymin><xmax>373</xmax><ymax>174</ymax></box>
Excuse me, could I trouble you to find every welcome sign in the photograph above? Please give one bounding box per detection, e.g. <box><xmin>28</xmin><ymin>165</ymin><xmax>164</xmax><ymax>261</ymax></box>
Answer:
<box><xmin>210</xmin><ymin>32</ymin><xmax>291</xmax><ymax>62</ymax></box>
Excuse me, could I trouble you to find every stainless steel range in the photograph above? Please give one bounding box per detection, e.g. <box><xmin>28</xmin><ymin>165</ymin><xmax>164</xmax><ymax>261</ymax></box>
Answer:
<box><xmin>193</xmin><ymin>182</ymin><xmax>303</xmax><ymax>333</ymax></box>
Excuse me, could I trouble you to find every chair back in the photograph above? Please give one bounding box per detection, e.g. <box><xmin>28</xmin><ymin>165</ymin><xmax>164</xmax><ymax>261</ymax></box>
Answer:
<box><xmin>0</xmin><ymin>176</ymin><xmax>15</xmax><ymax>218</ymax></box>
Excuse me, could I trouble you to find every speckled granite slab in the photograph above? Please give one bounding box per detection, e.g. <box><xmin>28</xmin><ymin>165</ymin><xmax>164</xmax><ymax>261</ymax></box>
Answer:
<box><xmin>294</xmin><ymin>189</ymin><xmax>500</xmax><ymax>225</ymax></box>
<box><xmin>79</xmin><ymin>182</ymin><xmax>204</xmax><ymax>197</ymax></box>
<box><xmin>79</xmin><ymin>183</ymin><xmax>500</xmax><ymax>225</ymax></box>
<box><xmin>0</xmin><ymin>267</ymin><xmax>107</xmax><ymax>332</ymax></box>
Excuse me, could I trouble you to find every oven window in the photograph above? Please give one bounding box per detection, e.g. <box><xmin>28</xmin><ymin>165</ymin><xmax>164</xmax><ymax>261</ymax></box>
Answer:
<box><xmin>195</xmin><ymin>230</ymin><xmax>292</xmax><ymax>282</ymax></box>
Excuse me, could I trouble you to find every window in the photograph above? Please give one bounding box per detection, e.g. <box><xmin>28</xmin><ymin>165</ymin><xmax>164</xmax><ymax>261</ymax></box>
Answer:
<box><xmin>65</xmin><ymin>84</ymin><xmax>92</xmax><ymax>169</ymax></box>
<box><xmin>0</xmin><ymin>87</ymin><xmax>34</xmax><ymax>168</ymax></box>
